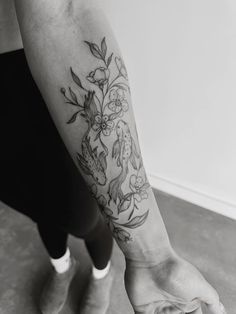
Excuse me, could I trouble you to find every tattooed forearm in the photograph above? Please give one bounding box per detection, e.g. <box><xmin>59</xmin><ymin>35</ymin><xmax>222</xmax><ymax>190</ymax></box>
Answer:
<box><xmin>60</xmin><ymin>37</ymin><xmax>150</xmax><ymax>242</ymax></box>
<box><xmin>89</xmin><ymin>183</ymin><xmax>149</xmax><ymax>242</ymax></box>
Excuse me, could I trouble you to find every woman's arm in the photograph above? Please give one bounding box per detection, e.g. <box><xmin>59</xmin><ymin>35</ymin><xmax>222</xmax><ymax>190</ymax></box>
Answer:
<box><xmin>14</xmin><ymin>1</ymin><xmax>225</xmax><ymax>313</ymax></box>
<box><xmin>14</xmin><ymin>0</ymin><xmax>170</xmax><ymax>264</ymax></box>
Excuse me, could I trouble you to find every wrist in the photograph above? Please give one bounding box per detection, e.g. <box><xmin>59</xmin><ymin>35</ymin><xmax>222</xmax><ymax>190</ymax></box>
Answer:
<box><xmin>119</xmin><ymin>194</ymin><xmax>173</xmax><ymax>266</ymax></box>
<box><xmin>110</xmin><ymin>189</ymin><xmax>174</xmax><ymax>266</ymax></box>
<box><xmin>124</xmin><ymin>244</ymin><xmax>175</xmax><ymax>268</ymax></box>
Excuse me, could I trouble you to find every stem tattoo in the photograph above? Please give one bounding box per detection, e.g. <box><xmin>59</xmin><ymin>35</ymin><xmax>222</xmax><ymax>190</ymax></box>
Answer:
<box><xmin>60</xmin><ymin>37</ymin><xmax>150</xmax><ymax>242</ymax></box>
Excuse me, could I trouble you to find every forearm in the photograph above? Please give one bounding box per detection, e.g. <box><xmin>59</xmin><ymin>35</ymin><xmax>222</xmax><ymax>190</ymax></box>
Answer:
<box><xmin>15</xmin><ymin>0</ymin><xmax>172</xmax><ymax>263</ymax></box>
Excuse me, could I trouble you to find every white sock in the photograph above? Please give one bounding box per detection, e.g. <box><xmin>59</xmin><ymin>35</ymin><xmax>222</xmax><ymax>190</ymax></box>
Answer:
<box><xmin>92</xmin><ymin>261</ymin><xmax>111</xmax><ymax>280</ymax></box>
<box><xmin>50</xmin><ymin>248</ymin><xmax>71</xmax><ymax>274</ymax></box>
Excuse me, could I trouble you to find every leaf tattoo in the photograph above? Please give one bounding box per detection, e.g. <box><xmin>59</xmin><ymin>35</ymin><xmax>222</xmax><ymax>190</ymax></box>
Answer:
<box><xmin>101</xmin><ymin>37</ymin><xmax>107</xmax><ymax>58</ymax></box>
<box><xmin>70</xmin><ymin>67</ymin><xmax>84</xmax><ymax>89</ymax></box>
<box><xmin>67</xmin><ymin>111</ymin><xmax>80</xmax><ymax>124</ymax></box>
<box><xmin>84</xmin><ymin>41</ymin><xmax>103</xmax><ymax>60</ymax></box>
<box><xmin>107</xmin><ymin>53</ymin><xmax>113</xmax><ymax>67</ymax></box>
<box><xmin>121</xmin><ymin>211</ymin><xmax>149</xmax><ymax>229</ymax></box>
<box><xmin>60</xmin><ymin>37</ymin><xmax>149</xmax><ymax>242</ymax></box>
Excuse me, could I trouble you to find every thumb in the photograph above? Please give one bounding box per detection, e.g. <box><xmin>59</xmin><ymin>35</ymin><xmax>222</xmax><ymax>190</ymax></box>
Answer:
<box><xmin>200</xmin><ymin>289</ymin><xmax>226</xmax><ymax>314</ymax></box>
<box><xmin>196</xmin><ymin>278</ymin><xmax>226</xmax><ymax>314</ymax></box>
<box><xmin>206</xmin><ymin>302</ymin><xmax>227</xmax><ymax>314</ymax></box>
<box><xmin>173</xmin><ymin>298</ymin><xmax>201</xmax><ymax>313</ymax></box>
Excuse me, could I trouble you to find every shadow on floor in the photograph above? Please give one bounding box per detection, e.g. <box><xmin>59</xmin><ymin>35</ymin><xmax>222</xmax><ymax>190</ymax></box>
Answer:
<box><xmin>0</xmin><ymin>190</ymin><xmax>235</xmax><ymax>313</ymax></box>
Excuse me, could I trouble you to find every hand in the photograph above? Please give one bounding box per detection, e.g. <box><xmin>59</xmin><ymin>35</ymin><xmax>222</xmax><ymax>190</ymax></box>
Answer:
<box><xmin>124</xmin><ymin>251</ymin><xmax>226</xmax><ymax>314</ymax></box>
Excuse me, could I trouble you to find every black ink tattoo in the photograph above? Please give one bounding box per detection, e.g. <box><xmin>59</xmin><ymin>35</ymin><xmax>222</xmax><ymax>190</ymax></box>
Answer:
<box><xmin>60</xmin><ymin>37</ymin><xmax>150</xmax><ymax>242</ymax></box>
<box><xmin>118</xmin><ymin>163</ymin><xmax>150</xmax><ymax>219</ymax></box>
<box><xmin>76</xmin><ymin>91</ymin><xmax>107</xmax><ymax>185</ymax></box>
<box><xmin>60</xmin><ymin>37</ymin><xmax>129</xmax><ymax>185</ymax></box>
<box><xmin>90</xmin><ymin>184</ymin><xmax>149</xmax><ymax>242</ymax></box>
<box><xmin>108</xmin><ymin>120</ymin><xmax>139</xmax><ymax>203</ymax></box>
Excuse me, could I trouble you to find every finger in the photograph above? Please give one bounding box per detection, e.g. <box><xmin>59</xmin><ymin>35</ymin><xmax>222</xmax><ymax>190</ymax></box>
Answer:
<box><xmin>188</xmin><ymin>308</ymin><xmax>203</xmax><ymax>314</ymax></box>
<box><xmin>207</xmin><ymin>302</ymin><xmax>227</xmax><ymax>314</ymax></box>
<box><xmin>197</xmin><ymin>282</ymin><xmax>226</xmax><ymax>314</ymax></box>
<box><xmin>156</xmin><ymin>300</ymin><xmax>199</xmax><ymax>314</ymax></box>
<box><xmin>134</xmin><ymin>299</ymin><xmax>201</xmax><ymax>314</ymax></box>
<box><xmin>174</xmin><ymin>298</ymin><xmax>201</xmax><ymax>313</ymax></box>
<box><xmin>134</xmin><ymin>301</ymin><xmax>191</xmax><ymax>314</ymax></box>
<box><xmin>160</xmin><ymin>305</ymin><xmax>183</xmax><ymax>314</ymax></box>
<box><xmin>153</xmin><ymin>302</ymin><xmax>181</xmax><ymax>314</ymax></box>
<box><xmin>200</xmin><ymin>292</ymin><xmax>226</xmax><ymax>314</ymax></box>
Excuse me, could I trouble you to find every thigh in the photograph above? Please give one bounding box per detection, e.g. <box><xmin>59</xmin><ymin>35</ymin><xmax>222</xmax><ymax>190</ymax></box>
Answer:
<box><xmin>41</xmin><ymin>127</ymin><xmax>101</xmax><ymax>236</ymax></box>
<box><xmin>0</xmin><ymin>49</ymin><xmax>100</xmax><ymax>234</ymax></box>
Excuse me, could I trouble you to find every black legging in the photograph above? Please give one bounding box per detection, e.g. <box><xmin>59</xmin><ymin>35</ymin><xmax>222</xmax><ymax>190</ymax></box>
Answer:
<box><xmin>0</xmin><ymin>49</ymin><xmax>113</xmax><ymax>269</ymax></box>
<box><xmin>37</xmin><ymin>214</ymin><xmax>113</xmax><ymax>269</ymax></box>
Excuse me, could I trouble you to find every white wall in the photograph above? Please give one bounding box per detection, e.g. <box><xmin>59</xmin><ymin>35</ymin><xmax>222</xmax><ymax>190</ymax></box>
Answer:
<box><xmin>99</xmin><ymin>0</ymin><xmax>236</xmax><ymax>219</ymax></box>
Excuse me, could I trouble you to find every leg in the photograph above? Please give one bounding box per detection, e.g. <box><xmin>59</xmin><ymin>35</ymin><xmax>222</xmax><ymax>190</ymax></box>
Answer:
<box><xmin>0</xmin><ymin>47</ymin><xmax>114</xmax><ymax>313</ymax></box>
<box><xmin>39</xmin><ymin>132</ymin><xmax>114</xmax><ymax>314</ymax></box>
<box><xmin>84</xmin><ymin>215</ymin><xmax>113</xmax><ymax>270</ymax></box>
<box><xmin>55</xmin><ymin>186</ymin><xmax>114</xmax><ymax>314</ymax></box>
<box><xmin>14</xmin><ymin>1</ymin><xmax>225</xmax><ymax>313</ymax></box>
<box><xmin>37</xmin><ymin>221</ymin><xmax>77</xmax><ymax>314</ymax></box>
<box><xmin>37</xmin><ymin>222</ymin><xmax>68</xmax><ymax>260</ymax></box>
<box><xmin>71</xmin><ymin>214</ymin><xmax>115</xmax><ymax>314</ymax></box>
<box><xmin>38</xmin><ymin>210</ymin><xmax>114</xmax><ymax>314</ymax></box>
<box><xmin>66</xmin><ymin>210</ymin><xmax>114</xmax><ymax>271</ymax></box>
<box><xmin>40</xmin><ymin>133</ymin><xmax>114</xmax><ymax>273</ymax></box>
<box><xmin>38</xmin><ymin>129</ymin><xmax>114</xmax><ymax>314</ymax></box>
<box><xmin>83</xmin><ymin>231</ymin><xmax>115</xmax><ymax>314</ymax></box>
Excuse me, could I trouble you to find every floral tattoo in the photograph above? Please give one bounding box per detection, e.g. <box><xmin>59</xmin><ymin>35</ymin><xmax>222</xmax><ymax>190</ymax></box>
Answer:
<box><xmin>60</xmin><ymin>37</ymin><xmax>149</xmax><ymax>242</ymax></box>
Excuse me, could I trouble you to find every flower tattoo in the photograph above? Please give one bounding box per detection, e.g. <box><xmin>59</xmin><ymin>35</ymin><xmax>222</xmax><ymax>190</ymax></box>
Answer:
<box><xmin>107</xmin><ymin>88</ymin><xmax>128</xmax><ymax>116</ymax></box>
<box><xmin>60</xmin><ymin>37</ymin><xmax>150</xmax><ymax>242</ymax></box>
<box><xmin>87</xmin><ymin>67</ymin><xmax>110</xmax><ymax>89</ymax></box>
<box><xmin>130</xmin><ymin>175</ymin><xmax>148</xmax><ymax>202</ymax></box>
<box><xmin>92</xmin><ymin>114</ymin><xmax>114</xmax><ymax>136</ymax></box>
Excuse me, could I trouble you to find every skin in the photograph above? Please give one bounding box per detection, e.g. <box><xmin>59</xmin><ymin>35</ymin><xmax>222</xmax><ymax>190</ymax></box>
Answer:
<box><xmin>0</xmin><ymin>0</ymin><xmax>23</xmax><ymax>53</ymax></box>
<box><xmin>1</xmin><ymin>0</ymin><xmax>226</xmax><ymax>313</ymax></box>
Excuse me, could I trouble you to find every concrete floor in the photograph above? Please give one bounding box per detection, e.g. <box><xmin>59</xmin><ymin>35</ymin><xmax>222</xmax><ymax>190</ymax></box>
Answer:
<box><xmin>0</xmin><ymin>190</ymin><xmax>235</xmax><ymax>314</ymax></box>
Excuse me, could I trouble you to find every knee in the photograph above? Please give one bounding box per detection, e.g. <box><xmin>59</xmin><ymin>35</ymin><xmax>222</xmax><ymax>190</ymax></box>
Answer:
<box><xmin>66</xmin><ymin>195</ymin><xmax>101</xmax><ymax>238</ymax></box>
<box><xmin>84</xmin><ymin>213</ymin><xmax>110</xmax><ymax>243</ymax></box>
<box><xmin>68</xmin><ymin>210</ymin><xmax>102</xmax><ymax>240</ymax></box>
